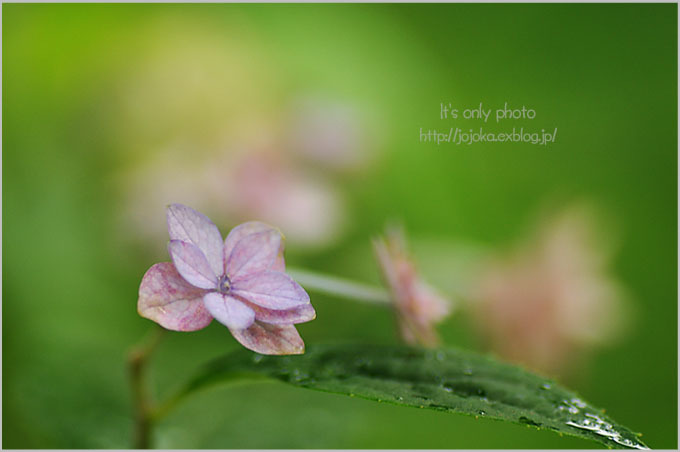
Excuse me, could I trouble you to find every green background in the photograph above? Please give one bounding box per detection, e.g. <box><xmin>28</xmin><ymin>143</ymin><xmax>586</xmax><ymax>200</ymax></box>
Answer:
<box><xmin>3</xmin><ymin>4</ymin><xmax>677</xmax><ymax>449</ymax></box>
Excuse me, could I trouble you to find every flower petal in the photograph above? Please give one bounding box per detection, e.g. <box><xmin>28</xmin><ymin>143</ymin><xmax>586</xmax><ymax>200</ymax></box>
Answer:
<box><xmin>226</xmin><ymin>230</ymin><xmax>283</xmax><ymax>281</ymax></box>
<box><xmin>229</xmin><ymin>322</ymin><xmax>305</xmax><ymax>355</ymax></box>
<box><xmin>167</xmin><ymin>203</ymin><xmax>224</xmax><ymax>277</ymax></box>
<box><xmin>168</xmin><ymin>240</ymin><xmax>218</xmax><ymax>289</ymax></box>
<box><xmin>138</xmin><ymin>262</ymin><xmax>212</xmax><ymax>331</ymax></box>
<box><xmin>231</xmin><ymin>270</ymin><xmax>310</xmax><ymax>310</ymax></box>
<box><xmin>203</xmin><ymin>292</ymin><xmax>255</xmax><ymax>330</ymax></box>
<box><xmin>223</xmin><ymin>221</ymin><xmax>286</xmax><ymax>272</ymax></box>
<box><xmin>239</xmin><ymin>299</ymin><xmax>316</xmax><ymax>324</ymax></box>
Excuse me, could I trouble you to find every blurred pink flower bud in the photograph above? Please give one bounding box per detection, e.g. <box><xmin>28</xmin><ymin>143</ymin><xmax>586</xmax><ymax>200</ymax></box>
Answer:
<box><xmin>470</xmin><ymin>205</ymin><xmax>628</xmax><ymax>375</ymax></box>
<box><xmin>373</xmin><ymin>226</ymin><xmax>452</xmax><ymax>347</ymax></box>
<box><xmin>138</xmin><ymin>204</ymin><xmax>315</xmax><ymax>355</ymax></box>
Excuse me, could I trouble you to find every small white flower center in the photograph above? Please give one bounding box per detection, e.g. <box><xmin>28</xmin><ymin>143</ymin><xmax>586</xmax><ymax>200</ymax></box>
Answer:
<box><xmin>218</xmin><ymin>275</ymin><xmax>231</xmax><ymax>294</ymax></box>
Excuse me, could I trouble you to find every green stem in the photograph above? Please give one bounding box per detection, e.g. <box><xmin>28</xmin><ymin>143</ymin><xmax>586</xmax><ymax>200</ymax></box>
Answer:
<box><xmin>128</xmin><ymin>325</ymin><xmax>165</xmax><ymax>449</ymax></box>
<box><xmin>286</xmin><ymin>267</ymin><xmax>390</xmax><ymax>304</ymax></box>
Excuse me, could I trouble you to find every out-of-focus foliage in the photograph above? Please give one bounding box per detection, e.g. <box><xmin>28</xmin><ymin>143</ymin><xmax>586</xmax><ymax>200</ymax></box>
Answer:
<box><xmin>3</xmin><ymin>3</ymin><xmax>676</xmax><ymax>449</ymax></box>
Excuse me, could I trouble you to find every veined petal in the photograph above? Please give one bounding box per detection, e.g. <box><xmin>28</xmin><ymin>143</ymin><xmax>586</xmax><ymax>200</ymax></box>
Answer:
<box><xmin>169</xmin><ymin>240</ymin><xmax>218</xmax><ymax>289</ymax></box>
<box><xmin>229</xmin><ymin>322</ymin><xmax>305</xmax><ymax>355</ymax></box>
<box><xmin>240</xmin><ymin>299</ymin><xmax>316</xmax><ymax>325</ymax></box>
<box><xmin>223</xmin><ymin>221</ymin><xmax>286</xmax><ymax>272</ymax></box>
<box><xmin>138</xmin><ymin>263</ymin><xmax>212</xmax><ymax>331</ymax></box>
<box><xmin>167</xmin><ymin>203</ymin><xmax>224</xmax><ymax>277</ymax></box>
<box><xmin>231</xmin><ymin>270</ymin><xmax>310</xmax><ymax>310</ymax></box>
<box><xmin>226</xmin><ymin>230</ymin><xmax>282</xmax><ymax>281</ymax></box>
<box><xmin>203</xmin><ymin>292</ymin><xmax>255</xmax><ymax>330</ymax></box>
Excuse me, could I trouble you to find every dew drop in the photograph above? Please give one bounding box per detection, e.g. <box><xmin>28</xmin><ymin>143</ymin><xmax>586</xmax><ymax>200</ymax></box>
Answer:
<box><xmin>570</xmin><ymin>398</ymin><xmax>587</xmax><ymax>408</ymax></box>
<box><xmin>558</xmin><ymin>400</ymin><xmax>581</xmax><ymax>414</ymax></box>
<box><xmin>566</xmin><ymin>413</ymin><xmax>649</xmax><ymax>450</ymax></box>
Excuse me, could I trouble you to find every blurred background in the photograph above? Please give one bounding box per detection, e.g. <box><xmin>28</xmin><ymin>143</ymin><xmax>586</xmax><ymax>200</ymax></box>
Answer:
<box><xmin>3</xmin><ymin>3</ymin><xmax>676</xmax><ymax>449</ymax></box>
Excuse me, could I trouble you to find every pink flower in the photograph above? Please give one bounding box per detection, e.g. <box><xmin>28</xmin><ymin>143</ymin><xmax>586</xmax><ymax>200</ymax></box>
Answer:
<box><xmin>470</xmin><ymin>205</ymin><xmax>628</xmax><ymax>375</ymax></box>
<box><xmin>373</xmin><ymin>226</ymin><xmax>452</xmax><ymax>347</ymax></box>
<box><xmin>137</xmin><ymin>204</ymin><xmax>315</xmax><ymax>355</ymax></box>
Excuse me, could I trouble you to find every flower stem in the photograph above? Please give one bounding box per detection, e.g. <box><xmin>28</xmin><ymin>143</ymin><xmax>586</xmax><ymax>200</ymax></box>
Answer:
<box><xmin>128</xmin><ymin>325</ymin><xmax>165</xmax><ymax>449</ymax></box>
<box><xmin>286</xmin><ymin>267</ymin><xmax>390</xmax><ymax>304</ymax></box>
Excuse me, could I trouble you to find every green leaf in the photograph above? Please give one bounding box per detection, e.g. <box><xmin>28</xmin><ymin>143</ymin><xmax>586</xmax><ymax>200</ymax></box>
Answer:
<box><xmin>164</xmin><ymin>344</ymin><xmax>648</xmax><ymax>449</ymax></box>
